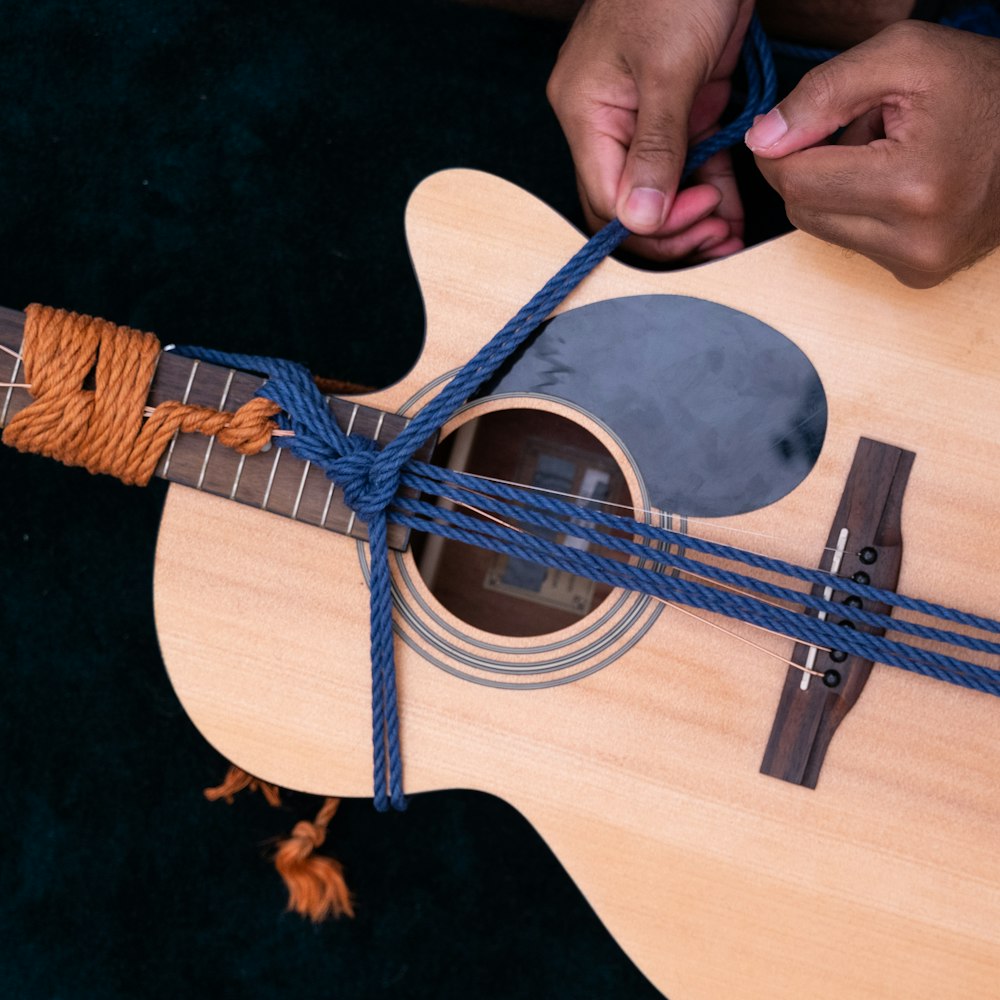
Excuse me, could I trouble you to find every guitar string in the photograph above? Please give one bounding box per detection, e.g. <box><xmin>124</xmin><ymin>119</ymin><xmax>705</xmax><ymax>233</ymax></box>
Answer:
<box><xmin>407</xmin><ymin>462</ymin><xmax>1000</xmax><ymax>645</ymax></box>
<box><xmin>43</xmin><ymin>363</ymin><xmax>823</xmax><ymax>562</ymax></box>
<box><xmin>15</xmin><ymin>346</ymin><xmax>998</xmax><ymax>664</ymax></box>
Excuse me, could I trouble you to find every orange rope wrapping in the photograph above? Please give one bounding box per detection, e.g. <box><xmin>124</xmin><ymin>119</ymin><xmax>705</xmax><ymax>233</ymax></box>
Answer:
<box><xmin>2</xmin><ymin>303</ymin><xmax>279</xmax><ymax>484</ymax></box>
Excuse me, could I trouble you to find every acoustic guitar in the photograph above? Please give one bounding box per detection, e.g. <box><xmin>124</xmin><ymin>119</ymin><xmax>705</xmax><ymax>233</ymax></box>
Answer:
<box><xmin>2</xmin><ymin>170</ymin><xmax>998</xmax><ymax>1000</ymax></box>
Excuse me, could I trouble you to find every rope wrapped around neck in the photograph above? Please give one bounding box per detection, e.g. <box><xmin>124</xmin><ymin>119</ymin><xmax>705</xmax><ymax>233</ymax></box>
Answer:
<box><xmin>3</xmin><ymin>304</ymin><xmax>279</xmax><ymax>484</ymax></box>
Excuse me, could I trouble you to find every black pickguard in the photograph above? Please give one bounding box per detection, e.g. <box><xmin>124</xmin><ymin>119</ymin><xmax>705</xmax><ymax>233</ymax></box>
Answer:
<box><xmin>479</xmin><ymin>294</ymin><xmax>827</xmax><ymax>518</ymax></box>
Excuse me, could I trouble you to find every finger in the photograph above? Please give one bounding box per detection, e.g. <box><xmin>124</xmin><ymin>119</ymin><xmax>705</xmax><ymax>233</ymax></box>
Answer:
<box><xmin>616</xmin><ymin>74</ymin><xmax>701</xmax><ymax>233</ymax></box>
<box><xmin>837</xmin><ymin>107</ymin><xmax>885</xmax><ymax>147</ymax></box>
<box><xmin>658</xmin><ymin>184</ymin><xmax>723</xmax><ymax>236</ymax></box>
<box><xmin>635</xmin><ymin>215</ymin><xmax>731</xmax><ymax>261</ymax></box>
<box><xmin>695</xmin><ymin>149</ymin><xmax>744</xmax><ymax>242</ymax></box>
<box><xmin>694</xmin><ymin>234</ymin><xmax>745</xmax><ymax>261</ymax></box>
<box><xmin>766</xmin><ymin>207</ymin><xmax>947</xmax><ymax>287</ymax></box>
<box><xmin>562</xmin><ymin>100</ymin><xmax>636</xmax><ymax>224</ymax></box>
<box><xmin>744</xmin><ymin>28</ymin><xmax>922</xmax><ymax>158</ymax></box>
<box><xmin>754</xmin><ymin>142</ymin><xmax>896</xmax><ymax>219</ymax></box>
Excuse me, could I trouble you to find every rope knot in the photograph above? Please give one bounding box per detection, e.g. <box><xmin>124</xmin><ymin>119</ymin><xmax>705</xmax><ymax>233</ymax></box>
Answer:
<box><xmin>329</xmin><ymin>442</ymin><xmax>401</xmax><ymax>522</ymax></box>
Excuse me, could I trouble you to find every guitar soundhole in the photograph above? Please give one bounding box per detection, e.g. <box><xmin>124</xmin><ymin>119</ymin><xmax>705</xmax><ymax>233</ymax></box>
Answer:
<box><xmin>412</xmin><ymin>408</ymin><xmax>632</xmax><ymax>637</ymax></box>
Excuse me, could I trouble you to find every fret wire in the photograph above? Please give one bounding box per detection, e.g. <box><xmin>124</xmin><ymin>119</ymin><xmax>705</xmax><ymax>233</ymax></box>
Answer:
<box><xmin>322</xmin><ymin>401</ymin><xmax>359</xmax><ymax>529</ymax></box>
<box><xmin>344</xmin><ymin>402</ymin><xmax>360</xmax><ymax>437</ymax></box>
<box><xmin>261</xmin><ymin>446</ymin><xmax>282</xmax><ymax>509</ymax></box>
<box><xmin>291</xmin><ymin>461</ymin><xmax>311</xmax><ymax>520</ymax></box>
<box><xmin>161</xmin><ymin>359</ymin><xmax>199</xmax><ymax>477</ymax></box>
<box><xmin>320</xmin><ymin>479</ymin><xmax>336</xmax><ymax>527</ymax></box>
<box><xmin>229</xmin><ymin>453</ymin><xmax>247</xmax><ymax>500</ymax></box>
<box><xmin>196</xmin><ymin>369</ymin><xmax>235</xmax><ymax>490</ymax></box>
<box><xmin>372</xmin><ymin>410</ymin><xmax>386</xmax><ymax>441</ymax></box>
<box><xmin>0</xmin><ymin>352</ymin><xmax>23</xmax><ymax>426</ymax></box>
<box><xmin>346</xmin><ymin>509</ymin><xmax>357</xmax><ymax>537</ymax></box>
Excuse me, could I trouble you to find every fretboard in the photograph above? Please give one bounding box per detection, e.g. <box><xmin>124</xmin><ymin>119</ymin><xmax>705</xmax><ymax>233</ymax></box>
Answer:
<box><xmin>0</xmin><ymin>306</ymin><xmax>433</xmax><ymax>551</ymax></box>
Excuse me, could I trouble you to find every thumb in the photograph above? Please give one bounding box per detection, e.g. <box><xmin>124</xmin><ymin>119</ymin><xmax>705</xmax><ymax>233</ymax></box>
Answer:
<box><xmin>616</xmin><ymin>96</ymin><xmax>690</xmax><ymax>233</ymax></box>
<box><xmin>745</xmin><ymin>38</ymin><xmax>904</xmax><ymax>158</ymax></box>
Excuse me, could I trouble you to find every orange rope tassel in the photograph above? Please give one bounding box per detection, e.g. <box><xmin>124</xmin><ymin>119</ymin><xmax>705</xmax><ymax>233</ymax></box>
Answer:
<box><xmin>204</xmin><ymin>764</ymin><xmax>282</xmax><ymax>808</ymax></box>
<box><xmin>274</xmin><ymin>797</ymin><xmax>354</xmax><ymax>920</ymax></box>
<box><xmin>3</xmin><ymin>303</ymin><xmax>279</xmax><ymax>484</ymax></box>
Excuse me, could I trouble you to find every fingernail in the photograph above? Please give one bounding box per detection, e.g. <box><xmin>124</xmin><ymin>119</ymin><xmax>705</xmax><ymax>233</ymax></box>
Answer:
<box><xmin>745</xmin><ymin>107</ymin><xmax>787</xmax><ymax>151</ymax></box>
<box><xmin>623</xmin><ymin>187</ymin><xmax>667</xmax><ymax>230</ymax></box>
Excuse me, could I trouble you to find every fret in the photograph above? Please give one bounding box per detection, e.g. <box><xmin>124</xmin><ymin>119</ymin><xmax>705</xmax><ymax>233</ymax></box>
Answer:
<box><xmin>1</xmin><ymin>352</ymin><xmax>22</xmax><ymax>426</ymax></box>
<box><xmin>345</xmin><ymin>403</ymin><xmax>360</xmax><ymax>436</ymax></box>
<box><xmin>196</xmin><ymin>369</ymin><xmax>234</xmax><ymax>490</ymax></box>
<box><xmin>260</xmin><ymin>446</ymin><xmax>283</xmax><ymax>509</ymax></box>
<box><xmin>230</xmin><ymin>454</ymin><xmax>247</xmax><ymax>500</ymax></box>
<box><xmin>372</xmin><ymin>410</ymin><xmax>386</xmax><ymax>441</ymax></box>
<box><xmin>160</xmin><ymin>360</ymin><xmax>199</xmax><ymax>479</ymax></box>
<box><xmin>290</xmin><ymin>462</ymin><xmax>311</xmax><ymax>520</ymax></box>
<box><xmin>320</xmin><ymin>480</ymin><xmax>336</xmax><ymax>527</ymax></box>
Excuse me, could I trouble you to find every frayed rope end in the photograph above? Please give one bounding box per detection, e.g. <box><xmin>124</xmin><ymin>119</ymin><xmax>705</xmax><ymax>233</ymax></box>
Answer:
<box><xmin>274</xmin><ymin>797</ymin><xmax>354</xmax><ymax>920</ymax></box>
<box><xmin>203</xmin><ymin>764</ymin><xmax>282</xmax><ymax>807</ymax></box>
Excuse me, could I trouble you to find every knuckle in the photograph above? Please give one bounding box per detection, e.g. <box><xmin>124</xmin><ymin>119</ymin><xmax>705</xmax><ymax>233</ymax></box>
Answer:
<box><xmin>901</xmin><ymin>232</ymin><xmax>956</xmax><ymax>276</ymax></box>
<box><xmin>545</xmin><ymin>64</ymin><xmax>570</xmax><ymax>112</ymax></box>
<box><xmin>630</xmin><ymin>131</ymin><xmax>682</xmax><ymax>164</ymax></box>
<box><xmin>795</xmin><ymin>65</ymin><xmax>843</xmax><ymax>115</ymax></box>
<box><xmin>879</xmin><ymin>18</ymin><xmax>932</xmax><ymax>53</ymax></box>
<box><xmin>894</xmin><ymin>176</ymin><xmax>947</xmax><ymax>220</ymax></box>
<box><xmin>783</xmin><ymin>201</ymin><xmax>817</xmax><ymax>235</ymax></box>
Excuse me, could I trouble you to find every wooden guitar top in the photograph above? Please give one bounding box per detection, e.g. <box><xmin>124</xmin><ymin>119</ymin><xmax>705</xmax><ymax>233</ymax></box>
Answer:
<box><xmin>153</xmin><ymin>170</ymin><xmax>1000</xmax><ymax>1000</ymax></box>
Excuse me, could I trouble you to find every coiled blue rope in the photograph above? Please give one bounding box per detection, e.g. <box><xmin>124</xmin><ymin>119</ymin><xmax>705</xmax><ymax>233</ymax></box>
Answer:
<box><xmin>174</xmin><ymin>10</ymin><xmax>1000</xmax><ymax>807</ymax></box>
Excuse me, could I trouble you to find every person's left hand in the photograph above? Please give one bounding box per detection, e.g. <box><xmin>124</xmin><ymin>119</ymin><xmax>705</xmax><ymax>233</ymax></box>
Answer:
<box><xmin>745</xmin><ymin>20</ymin><xmax>1000</xmax><ymax>288</ymax></box>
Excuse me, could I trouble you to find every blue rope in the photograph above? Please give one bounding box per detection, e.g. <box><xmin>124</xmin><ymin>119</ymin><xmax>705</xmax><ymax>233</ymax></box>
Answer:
<box><xmin>683</xmin><ymin>14</ymin><xmax>777</xmax><ymax>176</ymax></box>
<box><xmin>942</xmin><ymin>4</ymin><xmax>1000</xmax><ymax>36</ymax></box>
<box><xmin>404</xmin><ymin>462</ymin><xmax>1000</xmax><ymax>637</ymax></box>
<box><xmin>388</xmin><ymin>498</ymin><xmax>1000</xmax><ymax>696</ymax></box>
<box><xmin>397</xmin><ymin>466</ymin><xmax>1000</xmax><ymax>660</ymax></box>
<box><xmin>173</xmin><ymin>10</ymin><xmax>1000</xmax><ymax>806</ymax></box>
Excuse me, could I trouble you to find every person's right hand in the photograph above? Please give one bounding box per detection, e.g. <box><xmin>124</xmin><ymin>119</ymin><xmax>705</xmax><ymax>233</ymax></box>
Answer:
<box><xmin>546</xmin><ymin>0</ymin><xmax>754</xmax><ymax>262</ymax></box>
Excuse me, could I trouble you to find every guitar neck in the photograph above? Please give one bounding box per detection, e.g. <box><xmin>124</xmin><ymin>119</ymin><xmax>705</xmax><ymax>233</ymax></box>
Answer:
<box><xmin>0</xmin><ymin>305</ymin><xmax>428</xmax><ymax>551</ymax></box>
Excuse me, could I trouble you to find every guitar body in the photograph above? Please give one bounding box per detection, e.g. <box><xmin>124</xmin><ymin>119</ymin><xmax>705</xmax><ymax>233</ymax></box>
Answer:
<box><xmin>153</xmin><ymin>171</ymin><xmax>1000</xmax><ymax>1000</ymax></box>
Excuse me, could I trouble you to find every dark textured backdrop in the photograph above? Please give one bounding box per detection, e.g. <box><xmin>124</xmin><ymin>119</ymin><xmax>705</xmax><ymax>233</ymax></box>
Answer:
<box><xmin>0</xmin><ymin>3</ymin><xmax>790</xmax><ymax>997</ymax></box>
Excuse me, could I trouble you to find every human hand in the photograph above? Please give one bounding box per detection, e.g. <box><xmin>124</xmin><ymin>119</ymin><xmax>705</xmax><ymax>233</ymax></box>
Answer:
<box><xmin>745</xmin><ymin>20</ymin><xmax>1000</xmax><ymax>288</ymax></box>
<box><xmin>546</xmin><ymin>0</ymin><xmax>754</xmax><ymax>262</ymax></box>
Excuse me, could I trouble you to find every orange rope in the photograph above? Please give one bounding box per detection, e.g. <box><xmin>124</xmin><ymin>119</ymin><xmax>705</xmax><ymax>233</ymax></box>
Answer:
<box><xmin>205</xmin><ymin>767</ymin><xmax>354</xmax><ymax>921</ymax></box>
<box><xmin>204</xmin><ymin>764</ymin><xmax>282</xmax><ymax>808</ymax></box>
<box><xmin>274</xmin><ymin>797</ymin><xmax>354</xmax><ymax>920</ymax></box>
<box><xmin>2</xmin><ymin>303</ymin><xmax>279</xmax><ymax>484</ymax></box>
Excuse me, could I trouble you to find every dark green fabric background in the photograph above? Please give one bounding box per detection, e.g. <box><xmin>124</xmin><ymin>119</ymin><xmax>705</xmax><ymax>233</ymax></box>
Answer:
<box><xmin>0</xmin><ymin>3</ymin><xmax>788</xmax><ymax>997</ymax></box>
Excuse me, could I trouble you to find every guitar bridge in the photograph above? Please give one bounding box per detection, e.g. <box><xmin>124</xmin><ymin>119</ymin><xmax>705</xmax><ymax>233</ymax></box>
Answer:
<box><xmin>760</xmin><ymin>437</ymin><xmax>914</xmax><ymax>788</ymax></box>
